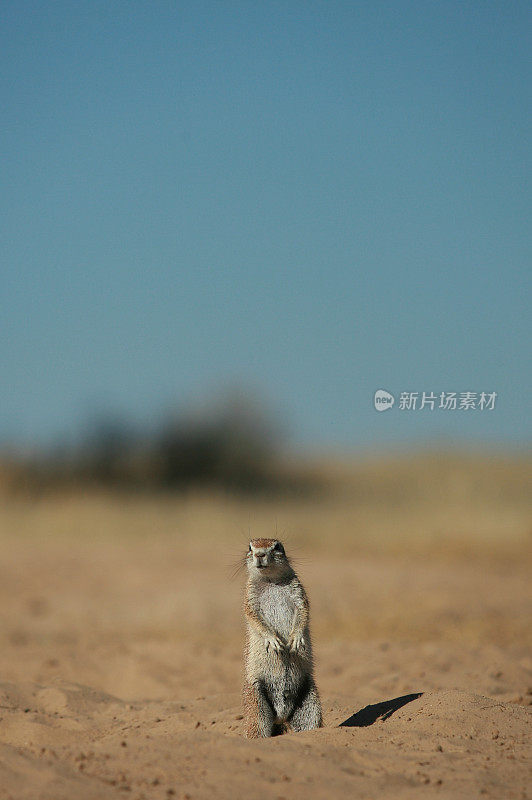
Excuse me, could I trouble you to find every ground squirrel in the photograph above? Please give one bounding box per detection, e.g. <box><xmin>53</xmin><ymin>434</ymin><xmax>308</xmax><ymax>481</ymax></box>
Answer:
<box><xmin>242</xmin><ymin>538</ymin><xmax>323</xmax><ymax>737</ymax></box>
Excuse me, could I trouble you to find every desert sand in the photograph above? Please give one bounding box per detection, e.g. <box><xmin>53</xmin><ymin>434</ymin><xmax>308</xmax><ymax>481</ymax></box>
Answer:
<box><xmin>0</xmin><ymin>454</ymin><xmax>531</xmax><ymax>799</ymax></box>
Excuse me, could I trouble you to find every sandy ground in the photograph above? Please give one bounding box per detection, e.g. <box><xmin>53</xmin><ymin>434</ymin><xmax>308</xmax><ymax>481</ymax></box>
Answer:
<box><xmin>0</xmin><ymin>477</ymin><xmax>530</xmax><ymax>799</ymax></box>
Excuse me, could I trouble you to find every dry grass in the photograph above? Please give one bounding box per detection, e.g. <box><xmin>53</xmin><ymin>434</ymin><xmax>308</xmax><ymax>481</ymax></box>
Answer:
<box><xmin>1</xmin><ymin>450</ymin><xmax>530</xmax><ymax>655</ymax></box>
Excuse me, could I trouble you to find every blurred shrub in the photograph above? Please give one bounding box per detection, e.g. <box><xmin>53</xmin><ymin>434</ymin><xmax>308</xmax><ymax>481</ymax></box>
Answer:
<box><xmin>153</xmin><ymin>396</ymin><xmax>277</xmax><ymax>490</ymax></box>
<box><xmin>0</xmin><ymin>391</ymin><xmax>319</xmax><ymax>496</ymax></box>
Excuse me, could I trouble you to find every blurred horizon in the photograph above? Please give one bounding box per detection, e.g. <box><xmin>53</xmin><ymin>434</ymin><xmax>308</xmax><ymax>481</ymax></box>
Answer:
<box><xmin>1</xmin><ymin>1</ymin><xmax>531</xmax><ymax>452</ymax></box>
<box><xmin>1</xmin><ymin>383</ymin><xmax>531</xmax><ymax>459</ymax></box>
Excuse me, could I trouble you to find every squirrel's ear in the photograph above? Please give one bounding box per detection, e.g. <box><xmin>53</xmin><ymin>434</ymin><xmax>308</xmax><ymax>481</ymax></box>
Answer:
<box><xmin>248</xmin><ymin>542</ymin><xmax>252</xmax><ymax>551</ymax></box>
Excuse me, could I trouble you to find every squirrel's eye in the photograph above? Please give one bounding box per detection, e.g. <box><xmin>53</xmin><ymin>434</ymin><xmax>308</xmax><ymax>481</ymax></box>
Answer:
<box><xmin>248</xmin><ymin>545</ymin><xmax>252</xmax><ymax>552</ymax></box>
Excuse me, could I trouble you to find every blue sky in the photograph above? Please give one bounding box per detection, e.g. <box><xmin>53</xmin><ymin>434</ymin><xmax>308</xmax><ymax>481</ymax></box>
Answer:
<box><xmin>1</xmin><ymin>1</ymin><xmax>530</xmax><ymax>450</ymax></box>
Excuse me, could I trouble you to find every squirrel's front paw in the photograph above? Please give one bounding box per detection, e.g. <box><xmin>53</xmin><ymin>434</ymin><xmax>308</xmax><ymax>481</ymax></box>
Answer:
<box><xmin>288</xmin><ymin>632</ymin><xmax>306</xmax><ymax>653</ymax></box>
<box><xmin>264</xmin><ymin>634</ymin><xmax>283</xmax><ymax>653</ymax></box>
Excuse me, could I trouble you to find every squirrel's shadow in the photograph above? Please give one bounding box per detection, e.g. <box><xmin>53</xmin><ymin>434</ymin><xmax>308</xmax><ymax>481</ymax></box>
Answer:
<box><xmin>339</xmin><ymin>692</ymin><xmax>423</xmax><ymax>727</ymax></box>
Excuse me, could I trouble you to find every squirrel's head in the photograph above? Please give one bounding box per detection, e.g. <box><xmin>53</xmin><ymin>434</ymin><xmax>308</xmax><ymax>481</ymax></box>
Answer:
<box><xmin>246</xmin><ymin>538</ymin><xmax>291</xmax><ymax>580</ymax></box>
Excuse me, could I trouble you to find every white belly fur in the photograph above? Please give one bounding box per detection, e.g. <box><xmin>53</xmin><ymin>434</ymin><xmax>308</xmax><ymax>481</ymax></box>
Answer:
<box><xmin>258</xmin><ymin>582</ymin><xmax>295</xmax><ymax>641</ymax></box>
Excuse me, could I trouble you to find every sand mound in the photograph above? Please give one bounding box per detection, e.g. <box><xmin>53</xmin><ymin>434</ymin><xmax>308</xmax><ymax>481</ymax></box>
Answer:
<box><xmin>0</xmin><ymin>680</ymin><xmax>529</xmax><ymax>800</ymax></box>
